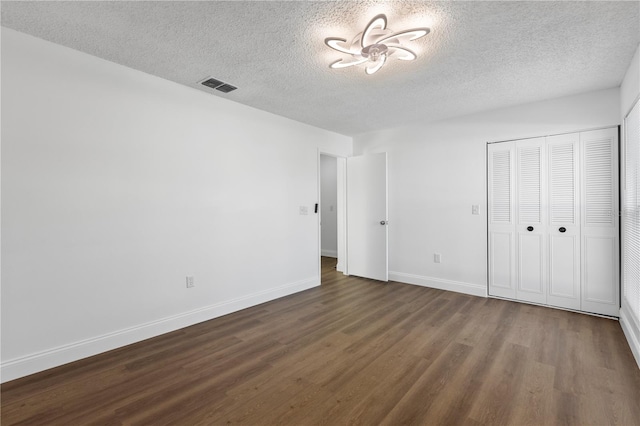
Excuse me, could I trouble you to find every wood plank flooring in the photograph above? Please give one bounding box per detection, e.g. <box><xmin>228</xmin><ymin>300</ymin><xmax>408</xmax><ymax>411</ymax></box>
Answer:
<box><xmin>2</xmin><ymin>257</ymin><xmax>640</xmax><ymax>425</ymax></box>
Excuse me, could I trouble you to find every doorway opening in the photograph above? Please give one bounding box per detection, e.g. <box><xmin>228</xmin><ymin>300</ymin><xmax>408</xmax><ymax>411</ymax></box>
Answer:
<box><xmin>319</xmin><ymin>153</ymin><xmax>346</xmax><ymax>283</ymax></box>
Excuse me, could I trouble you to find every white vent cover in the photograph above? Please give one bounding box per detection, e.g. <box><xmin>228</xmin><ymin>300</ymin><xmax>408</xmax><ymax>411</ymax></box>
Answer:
<box><xmin>199</xmin><ymin>77</ymin><xmax>237</xmax><ymax>93</ymax></box>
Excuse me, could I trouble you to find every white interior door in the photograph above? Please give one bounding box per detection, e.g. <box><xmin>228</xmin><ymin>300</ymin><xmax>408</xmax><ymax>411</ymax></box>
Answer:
<box><xmin>488</xmin><ymin>142</ymin><xmax>517</xmax><ymax>299</ymax></box>
<box><xmin>580</xmin><ymin>128</ymin><xmax>619</xmax><ymax>316</ymax></box>
<box><xmin>347</xmin><ymin>153</ymin><xmax>388</xmax><ymax>281</ymax></box>
<box><xmin>515</xmin><ymin>138</ymin><xmax>547</xmax><ymax>304</ymax></box>
<box><xmin>547</xmin><ymin>133</ymin><xmax>581</xmax><ymax>310</ymax></box>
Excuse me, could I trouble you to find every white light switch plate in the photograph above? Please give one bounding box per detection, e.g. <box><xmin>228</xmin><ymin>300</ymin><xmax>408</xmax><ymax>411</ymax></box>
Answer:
<box><xmin>299</xmin><ymin>206</ymin><xmax>308</xmax><ymax>215</ymax></box>
<box><xmin>472</xmin><ymin>205</ymin><xmax>480</xmax><ymax>215</ymax></box>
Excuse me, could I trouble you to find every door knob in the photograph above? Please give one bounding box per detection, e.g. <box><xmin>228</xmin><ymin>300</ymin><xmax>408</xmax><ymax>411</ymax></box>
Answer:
<box><xmin>527</xmin><ymin>226</ymin><xmax>534</xmax><ymax>231</ymax></box>
<box><xmin>380</xmin><ymin>220</ymin><xmax>388</xmax><ymax>225</ymax></box>
<box><xmin>559</xmin><ymin>227</ymin><xmax>566</xmax><ymax>233</ymax></box>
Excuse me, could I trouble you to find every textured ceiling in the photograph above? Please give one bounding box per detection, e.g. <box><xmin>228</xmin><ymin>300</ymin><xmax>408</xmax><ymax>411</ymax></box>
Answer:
<box><xmin>2</xmin><ymin>1</ymin><xmax>639</xmax><ymax>136</ymax></box>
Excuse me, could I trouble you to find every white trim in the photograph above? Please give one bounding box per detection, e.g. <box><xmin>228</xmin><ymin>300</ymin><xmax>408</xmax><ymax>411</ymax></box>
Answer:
<box><xmin>0</xmin><ymin>277</ymin><xmax>319</xmax><ymax>383</ymax></box>
<box><xmin>317</xmin><ymin>148</ymin><xmax>322</xmax><ymax>284</ymax></box>
<box><xmin>337</xmin><ymin>156</ymin><xmax>347</xmax><ymax>274</ymax></box>
<box><xmin>321</xmin><ymin>249</ymin><xmax>338</xmax><ymax>258</ymax></box>
<box><xmin>487</xmin><ymin>125</ymin><xmax>621</xmax><ymax>145</ymax></box>
<box><xmin>489</xmin><ymin>295</ymin><xmax>619</xmax><ymax>319</ymax></box>
<box><xmin>620</xmin><ymin>304</ymin><xmax>640</xmax><ymax>370</ymax></box>
<box><xmin>389</xmin><ymin>271</ymin><xmax>488</xmax><ymax>298</ymax></box>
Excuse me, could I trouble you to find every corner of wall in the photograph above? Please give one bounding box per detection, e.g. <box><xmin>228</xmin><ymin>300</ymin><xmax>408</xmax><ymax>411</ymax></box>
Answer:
<box><xmin>621</xmin><ymin>43</ymin><xmax>640</xmax><ymax>116</ymax></box>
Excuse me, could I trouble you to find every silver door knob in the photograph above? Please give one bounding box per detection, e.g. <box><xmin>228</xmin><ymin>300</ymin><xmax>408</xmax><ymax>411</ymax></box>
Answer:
<box><xmin>380</xmin><ymin>220</ymin><xmax>388</xmax><ymax>225</ymax></box>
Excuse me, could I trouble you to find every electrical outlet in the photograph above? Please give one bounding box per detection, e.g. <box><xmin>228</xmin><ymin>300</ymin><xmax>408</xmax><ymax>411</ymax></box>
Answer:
<box><xmin>434</xmin><ymin>253</ymin><xmax>441</xmax><ymax>263</ymax></box>
<box><xmin>186</xmin><ymin>276</ymin><xmax>195</xmax><ymax>288</ymax></box>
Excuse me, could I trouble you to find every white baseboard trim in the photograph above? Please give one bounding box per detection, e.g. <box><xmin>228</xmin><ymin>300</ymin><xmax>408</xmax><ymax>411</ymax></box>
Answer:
<box><xmin>1</xmin><ymin>277</ymin><xmax>319</xmax><ymax>383</ymax></box>
<box><xmin>620</xmin><ymin>305</ymin><xmax>640</xmax><ymax>370</ymax></box>
<box><xmin>321</xmin><ymin>249</ymin><xmax>338</xmax><ymax>258</ymax></box>
<box><xmin>389</xmin><ymin>271</ymin><xmax>487</xmax><ymax>298</ymax></box>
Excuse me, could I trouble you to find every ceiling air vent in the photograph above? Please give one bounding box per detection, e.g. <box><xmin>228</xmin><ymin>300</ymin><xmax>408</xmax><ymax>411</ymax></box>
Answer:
<box><xmin>200</xmin><ymin>77</ymin><xmax>238</xmax><ymax>93</ymax></box>
<box><xmin>216</xmin><ymin>84</ymin><xmax>237</xmax><ymax>93</ymax></box>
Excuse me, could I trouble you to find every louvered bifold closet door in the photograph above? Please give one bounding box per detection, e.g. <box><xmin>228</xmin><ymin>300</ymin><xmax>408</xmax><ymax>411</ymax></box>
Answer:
<box><xmin>515</xmin><ymin>138</ymin><xmax>547</xmax><ymax>304</ymax></box>
<box><xmin>623</xmin><ymin>100</ymin><xmax>640</xmax><ymax>327</ymax></box>
<box><xmin>547</xmin><ymin>134</ymin><xmax>581</xmax><ymax>310</ymax></box>
<box><xmin>581</xmin><ymin>128</ymin><xmax>619</xmax><ymax>316</ymax></box>
<box><xmin>488</xmin><ymin>142</ymin><xmax>517</xmax><ymax>299</ymax></box>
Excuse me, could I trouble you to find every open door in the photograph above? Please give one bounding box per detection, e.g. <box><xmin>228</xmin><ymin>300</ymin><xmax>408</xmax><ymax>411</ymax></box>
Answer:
<box><xmin>347</xmin><ymin>153</ymin><xmax>388</xmax><ymax>281</ymax></box>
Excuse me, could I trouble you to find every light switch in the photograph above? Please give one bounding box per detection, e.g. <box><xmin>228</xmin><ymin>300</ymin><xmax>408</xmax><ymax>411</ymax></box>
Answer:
<box><xmin>472</xmin><ymin>205</ymin><xmax>480</xmax><ymax>215</ymax></box>
<box><xmin>299</xmin><ymin>206</ymin><xmax>308</xmax><ymax>215</ymax></box>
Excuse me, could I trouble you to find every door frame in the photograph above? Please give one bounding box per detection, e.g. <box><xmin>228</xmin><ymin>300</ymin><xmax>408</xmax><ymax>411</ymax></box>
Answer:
<box><xmin>318</xmin><ymin>151</ymin><xmax>348</xmax><ymax>280</ymax></box>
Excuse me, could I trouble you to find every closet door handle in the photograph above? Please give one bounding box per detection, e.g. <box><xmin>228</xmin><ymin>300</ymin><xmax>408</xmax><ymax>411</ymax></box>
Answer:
<box><xmin>527</xmin><ymin>226</ymin><xmax>534</xmax><ymax>232</ymax></box>
<box><xmin>559</xmin><ymin>227</ymin><xmax>566</xmax><ymax>233</ymax></box>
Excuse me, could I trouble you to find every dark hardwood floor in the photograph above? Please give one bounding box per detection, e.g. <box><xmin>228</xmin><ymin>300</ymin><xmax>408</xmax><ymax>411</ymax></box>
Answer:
<box><xmin>2</xmin><ymin>257</ymin><xmax>640</xmax><ymax>425</ymax></box>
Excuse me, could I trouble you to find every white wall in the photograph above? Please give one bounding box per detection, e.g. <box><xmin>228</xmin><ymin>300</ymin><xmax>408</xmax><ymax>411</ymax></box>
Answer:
<box><xmin>354</xmin><ymin>88</ymin><xmax>620</xmax><ymax>297</ymax></box>
<box><xmin>320</xmin><ymin>155</ymin><xmax>338</xmax><ymax>257</ymax></box>
<box><xmin>0</xmin><ymin>28</ymin><xmax>351</xmax><ymax>381</ymax></box>
<box><xmin>620</xmin><ymin>43</ymin><xmax>640</xmax><ymax>369</ymax></box>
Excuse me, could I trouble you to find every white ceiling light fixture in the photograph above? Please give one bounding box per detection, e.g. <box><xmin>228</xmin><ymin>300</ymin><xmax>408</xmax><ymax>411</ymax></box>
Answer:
<box><xmin>325</xmin><ymin>14</ymin><xmax>430</xmax><ymax>75</ymax></box>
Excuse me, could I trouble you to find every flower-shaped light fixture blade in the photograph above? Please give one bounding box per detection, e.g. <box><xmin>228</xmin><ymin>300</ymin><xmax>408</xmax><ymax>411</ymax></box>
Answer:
<box><xmin>325</xmin><ymin>37</ymin><xmax>361</xmax><ymax>55</ymax></box>
<box><xmin>330</xmin><ymin>57</ymin><xmax>369</xmax><ymax>69</ymax></box>
<box><xmin>386</xmin><ymin>45</ymin><xmax>417</xmax><ymax>61</ymax></box>
<box><xmin>325</xmin><ymin>14</ymin><xmax>430</xmax><ymax>75</ymax></box>
<box><xmin>365</xmin><ymin>54</ymin><xmax>387</xmax><ymax>75</ymax></box>
<box><xmin>361</xmin><ymin>14</ymin><xmax>387</xmax><ymax>48</ymax></box>
<box><xmin>376</xmin><ymin>28</ymin><xmax>430</xmax><ymax>45</ymax></box>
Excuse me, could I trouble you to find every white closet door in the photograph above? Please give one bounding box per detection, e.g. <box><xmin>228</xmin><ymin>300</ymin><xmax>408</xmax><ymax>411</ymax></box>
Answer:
<box><xmin>516</xmin><ymin>138</ymin><xmax>547</xmax><ymax>304</ymax></box>
<box><xmin>580</xmin><ymin>128</ymin><xmax>619</xmax><ymax>316</ymax></box>
<box><xmin>488</xmin><ymin>142</ymin><xmax>516</xmax><ymax>299</ymax></box>
<box><xmin>547</xmin><ymin>133</ymin><xmax>581</xmax><ymax>310</ymax></box>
